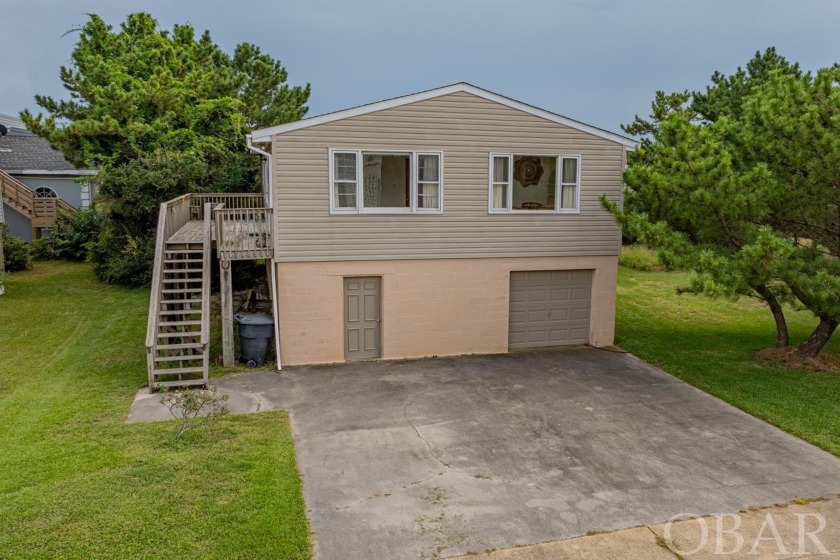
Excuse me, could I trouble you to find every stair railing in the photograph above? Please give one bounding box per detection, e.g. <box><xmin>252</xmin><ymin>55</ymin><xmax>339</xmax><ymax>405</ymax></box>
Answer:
<box><xmin>146</xmin><ymin>200</ymin><xmax>169</xmax><ymax>388</ymax></box>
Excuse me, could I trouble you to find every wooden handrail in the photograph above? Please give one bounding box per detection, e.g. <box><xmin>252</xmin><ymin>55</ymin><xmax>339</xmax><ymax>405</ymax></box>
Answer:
<box><xmin>56</xmin><ymin>198</ymin><xmax>76</xmax><ymax>214</ymax></box>
<box><xmin>190</xmin><ymin>193</ymin><xmax>264</xmax><ymax>220</ymax></box>
<box><xmin>0</xmin><ymin>170</ymin><xmax>35</xmax><ymax>216</ymax></box>
<box><xmin>145</xmin><ymin>201</ymin><xmax>169</xmax><ymax>387</ymax></box>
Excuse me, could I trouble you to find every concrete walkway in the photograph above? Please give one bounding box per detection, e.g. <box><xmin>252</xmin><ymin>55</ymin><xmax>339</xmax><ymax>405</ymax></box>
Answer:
<box><xmin>126</xmin><ymin>371</ymin><xmax>285</xmax><ymax>423</ymax></box>
<box><xmin>453</xmin><ymin>497</ymin><xmax>840</xmax><ymax>559</ymax></box>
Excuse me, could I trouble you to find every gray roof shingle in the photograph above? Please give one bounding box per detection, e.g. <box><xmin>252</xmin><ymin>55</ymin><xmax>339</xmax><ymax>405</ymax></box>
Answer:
<box><xmin>0</xmin><ymin>113</ymin><xmax>94</xmax><ymax>174</ymax></box>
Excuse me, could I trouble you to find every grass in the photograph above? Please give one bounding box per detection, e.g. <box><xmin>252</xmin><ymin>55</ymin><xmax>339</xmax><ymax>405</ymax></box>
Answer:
<box><xmin>0</xmin><ymin>262</ymin><xmax>311</xmax><ymax>559</ymax></box>
<box><xmin>4</xmin><ymin>260</ymin><xmax>840</xmax><ymax>556</ymax></box>
<box><xmin>616</xmin><ymin>266</ymin><xmax>840</xmax><ymax>455</ymax></box>
<box><xmin>618</xmin><ymin>244</ymin><xmax>664</xmax><ymax>272</ymax></box>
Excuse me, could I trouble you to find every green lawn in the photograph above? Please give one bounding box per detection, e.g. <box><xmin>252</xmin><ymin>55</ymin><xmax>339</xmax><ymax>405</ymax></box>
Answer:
<box><xmin>0</xmin><ymin>262</ymin><xmax>311</xmax><ymax>559</ymax></box>
<box><xmin>616</xmin><ymin>266</ymin><xmax>840</xmax><ymax>455</ymax></box>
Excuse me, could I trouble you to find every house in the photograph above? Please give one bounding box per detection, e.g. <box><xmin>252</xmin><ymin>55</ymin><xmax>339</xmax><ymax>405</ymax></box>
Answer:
<box><xmin>252</xmin><ymin>83</ymin><xmax>637</xmax><ymax>365</ymax></box>
<box><xmin>145</xmin><ymin>83</ymin><xmax>637</xmax><ymax>390</ymax></box>
<box><xmin>0</xmin><ymin>113</ymin><xmax>97</xmax><ymax>240</ymax></box>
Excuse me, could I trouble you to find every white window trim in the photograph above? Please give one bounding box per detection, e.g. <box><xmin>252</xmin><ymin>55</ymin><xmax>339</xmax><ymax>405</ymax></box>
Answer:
<box><xmin>34</xmin><ymin>186</ymin><xmax>58</xmax><ymax>198</ymax></box>
<box><xmin>487</xmin><ymin>153</ymin><xmax>581</xmax><ymax>215</ymax></box>
<box><xmin>329</xmin><ymin>148</ymin><xmax>444</xmax><ymax>215</ymax></box>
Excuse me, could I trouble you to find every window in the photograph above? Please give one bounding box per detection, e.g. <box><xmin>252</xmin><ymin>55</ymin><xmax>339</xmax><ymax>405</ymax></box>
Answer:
<box><xmin>489</xmin><ymin>154</ymin><xmax>580</xmax><ymax>213</ymax></box>
<box><xmin>416</xmin><ymin>154</ymin><xmax>440</xmax><ymax>209</ymax></box>
<box><xmin>330</xmin><ymin>150</ymin><xmax>443</xmax><ymax>213</ymax></box>
<box><xmin>80</xmin><ymin>182</ymin><xmax>91</xmax><ymax>209</ymax></box>
<box><xmin>363</xmin><ymin>153</ymin><xmax>410</xmax><ymax>209</ymax></box>
<box><xmin>333</xmin><ymin>152</ymin><xmax>358</xmax><ymax>209</ymax></box>
<box><xmin>34</xmin><ymin>186</ymin><xmax>57</xmax><ymax>198</ymax></box>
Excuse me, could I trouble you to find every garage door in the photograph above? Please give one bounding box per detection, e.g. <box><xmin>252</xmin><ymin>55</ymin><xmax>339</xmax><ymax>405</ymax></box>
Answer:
<box><xmin>509</xmin><ymin>270</ymin><xmax>592</xmax><ymax>349</ymax></box>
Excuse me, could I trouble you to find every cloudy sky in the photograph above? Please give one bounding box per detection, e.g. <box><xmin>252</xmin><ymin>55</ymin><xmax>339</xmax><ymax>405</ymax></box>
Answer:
<box><xmin>2</xmin><ymin>0</ymin><xmax>838</xmax><ymax>134</ymax></box>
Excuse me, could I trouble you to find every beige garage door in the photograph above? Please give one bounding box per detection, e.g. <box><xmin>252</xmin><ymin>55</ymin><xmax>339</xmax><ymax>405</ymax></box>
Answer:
<box><xmin>509</xmin><ymin>270</ymin><xmax>592</xmax><ymax>349</ymax></box>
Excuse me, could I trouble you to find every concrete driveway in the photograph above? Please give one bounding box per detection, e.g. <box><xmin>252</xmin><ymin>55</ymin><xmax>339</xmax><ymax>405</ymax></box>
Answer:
<box><xmin>275</xmin><ymin>348</ymin><xmax>840</xmax><ymax>560</ymax></box>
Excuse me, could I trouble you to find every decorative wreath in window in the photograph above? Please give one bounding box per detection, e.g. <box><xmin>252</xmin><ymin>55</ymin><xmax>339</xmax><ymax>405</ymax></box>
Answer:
<box><xmin>513</xmin><ymin>156</ymin><xmax>544</xmax><ymax>187</ymax></box>
<box><xmin>34</xmin><ymin>186</ymin><xmax>57</xmax><ymax>198</ymax></box>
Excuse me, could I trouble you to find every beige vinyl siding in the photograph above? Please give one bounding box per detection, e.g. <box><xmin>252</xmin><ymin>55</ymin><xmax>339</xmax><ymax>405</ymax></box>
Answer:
<box><xmin>272</xmin><ymin>91</ymin><xmax>623</xmax><ymax>262</ymax></box>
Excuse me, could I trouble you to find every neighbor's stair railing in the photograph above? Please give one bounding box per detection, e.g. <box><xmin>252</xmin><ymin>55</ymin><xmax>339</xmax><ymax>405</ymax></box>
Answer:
<box><xmin>0</xmin><ymin>170</ymin><xmax>75</xmax><ymax>230</ymax></box>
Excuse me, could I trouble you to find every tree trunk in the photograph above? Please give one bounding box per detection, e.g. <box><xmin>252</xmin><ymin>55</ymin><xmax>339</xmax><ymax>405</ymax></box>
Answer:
<box><xmin>756</xmin><ymin>286</ymin><xmax>790</xmax><ymax>348</ymax></box>
<box><xmin>795</xmin><ymin>317</ymin><xmax>839</xmax><ymax>358</ymax></box>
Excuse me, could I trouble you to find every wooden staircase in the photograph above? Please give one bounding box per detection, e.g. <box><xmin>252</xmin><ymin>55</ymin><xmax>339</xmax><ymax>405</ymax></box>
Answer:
<box><xmin>146</xmin><ymin>197</ymin><xmax>213</xmax><ymax>390</ymax></box>
<box><xmin>149</xmin><ymin>243</ymin><xmax>209</xmax><ymax>388</ymax></box>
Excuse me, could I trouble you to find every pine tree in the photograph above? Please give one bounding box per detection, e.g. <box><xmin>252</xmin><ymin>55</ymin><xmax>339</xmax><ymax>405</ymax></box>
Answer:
<box><xmin>611</xmin><ymin>49</ymin><xmax>839</xmax><ymax>356</ymax></box>
<box><xmin>22</xmin><ymin>13</ymin><xmax>310</xmax><ymax>286</ymax></box>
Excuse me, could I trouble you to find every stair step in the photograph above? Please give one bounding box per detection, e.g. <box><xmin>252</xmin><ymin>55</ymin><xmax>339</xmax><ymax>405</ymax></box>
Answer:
<box><xmin>164</xmin><ymin>249</ymin><xmax>203</xmax><ymax>254</ymax></box>
<box><xmin>154</xmin><ymin>354</ymin><xmax>205</xmax><ymax>363</ymax></box>
<box><xmin>153</xmin><ymin>378</ymin><xmax>207</xmax><ymax>388</ymax></box>
<box><xmin>153</xmin><ymin>367</ymin><xmax>206</xmax><ymax>376</ymax></box>
<box><xmin>165</xmin><ymin>257</ymin><xmax>203</xmax><ymax>263</ymax></box>
<box><xmin>158</xmin><ymin>309</ymin><xmax>202</xmax><ymax>316</ymax></box>
<box><xmin>162</xmin><ymin>279</ymin><xmax>203</xmax><ymax>284</ymax></box>
<box><xmin>157</xmin><ymin>332</ymin><xmax>201</xmax><ymax>339</ymax></box>
<box><xmin>161</xmin><ymin>288</ymin><xmax>202</xmax><ymax>294</ymax></box>
<box><xmin>157</xmin><ymin>343</ymin><xmax>204</xmax><ymax>351</ymax></box>
<box><xmin>159</xmin><ymin>320</ymin><xmax>202</xmax><ymax>327</ymax></box>
<box><xmin>163</xmin><ymin>268</ymin><xmax>203</xmax><ymax>274</ymax></box>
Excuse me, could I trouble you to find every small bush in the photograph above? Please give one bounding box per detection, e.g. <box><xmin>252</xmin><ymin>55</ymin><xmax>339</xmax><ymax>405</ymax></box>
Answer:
<box><xmin>32</xmin><ymin>209</ymin><xmax>102</xmax><ymax>262</ymax></box>
<box><xmin>656</xmin><ymin>249</ymin><xmax>681</xmax><ymax>271</ymax></box>
<box><xmin>1</xmin><ymin>224</ymin><xmax>32</xmax><ymax>272</ymax></box>
<box><xmin>619</xmin><ymin>245</ymin><xmax>662</xmax><ymax>271</ymax></box>
<box><xmin>160</xmin><ymin>386</ymin><xmax>230</xmax><ymax>439</ymax></box>
<box><xmin>29</xmin><ymin>238</ymin><xmax>57</xmax><ymax>261</ymax></box>
<box><xmin>89</xmin><ymin>225</ymin><xmax>154</xmax><ymax>287</ymax></box>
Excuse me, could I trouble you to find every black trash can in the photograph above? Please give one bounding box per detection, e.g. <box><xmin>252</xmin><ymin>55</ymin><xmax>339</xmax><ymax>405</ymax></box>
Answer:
<box><xmin>234</xmin><ymin>313</ymin><xmax>274</xmax><ymax>367</ymax></box>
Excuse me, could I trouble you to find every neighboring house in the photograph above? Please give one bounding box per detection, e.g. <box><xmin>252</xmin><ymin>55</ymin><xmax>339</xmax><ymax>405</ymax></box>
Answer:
<box><xmin>0</xmin><ymin>113</ymin><xmax>96</xmax><ymax>240</ymax></box>
<box><xmin>145</xmin><ymin>83</ymin><xmax>637</xmax><ymax>390</ymax></box>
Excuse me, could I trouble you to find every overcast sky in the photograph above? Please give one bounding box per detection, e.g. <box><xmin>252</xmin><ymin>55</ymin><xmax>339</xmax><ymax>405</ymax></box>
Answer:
<box><xmin>2</xmin><ymin>0</ymin><xmax>839</xmax><ymax>135</ymax></box>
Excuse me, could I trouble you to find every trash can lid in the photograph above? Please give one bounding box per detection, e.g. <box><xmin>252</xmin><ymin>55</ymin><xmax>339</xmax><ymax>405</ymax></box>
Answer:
<box><xmin>234</xmin><ymin>312</ymin><xmax>274</xmax><ymax>325</ymax></box>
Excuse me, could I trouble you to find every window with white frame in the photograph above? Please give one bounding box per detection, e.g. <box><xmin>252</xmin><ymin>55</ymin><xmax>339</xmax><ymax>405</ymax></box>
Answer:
<box><xmin>489</xmin><ymin>154</ymin><xmax>580</xmax><ymax>213</ymax></box>
<box><xmin>330</xmin><ymin>150</ymin><xmax>442</xmax><ymax>213</ymax></box>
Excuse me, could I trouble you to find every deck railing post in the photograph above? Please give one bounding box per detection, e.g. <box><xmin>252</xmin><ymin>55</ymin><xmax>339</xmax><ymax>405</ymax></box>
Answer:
<box><xmin>201</xmin><ymin>203</ymin><xmax>214</xmax><ymax>384</ymax></box>
<box><xmin>220</xmin><ymin>259</ymin><xmax>234</xmax><ymax>367</ymax></box>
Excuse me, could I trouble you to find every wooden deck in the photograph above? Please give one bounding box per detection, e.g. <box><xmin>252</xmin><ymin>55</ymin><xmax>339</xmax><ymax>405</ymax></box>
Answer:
<box><xmin>168</xmin><ymin>220</ymin><xmax>214</xmax><ymax>244</ymax></box>
<box><xmin>168</xmin><ymin>216</ymin><xmax>272</xmax><ymax>260</ymax></box>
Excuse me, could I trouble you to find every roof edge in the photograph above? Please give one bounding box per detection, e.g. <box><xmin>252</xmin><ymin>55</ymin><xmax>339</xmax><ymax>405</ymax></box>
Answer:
<box><xmin>250</xmin><ymin>82</ymin><xmax>638</xmax><ymax>148</ymax></box>
<box><xmin>6</xmin><ymin>169</ymin><xmax>98</xmax><ymax>177</ymax></box>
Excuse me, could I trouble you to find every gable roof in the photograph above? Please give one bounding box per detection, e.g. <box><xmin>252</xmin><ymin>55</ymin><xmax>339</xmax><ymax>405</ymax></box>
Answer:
<box><xmin>250</xmin><ymin>82</ymin><xmax>638</xmax><ymax>148</ymax></box>
<box><xmin>0</xmin><ymin>126</ymin><xmax>96</xmax><ymax>176</ymax></box>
